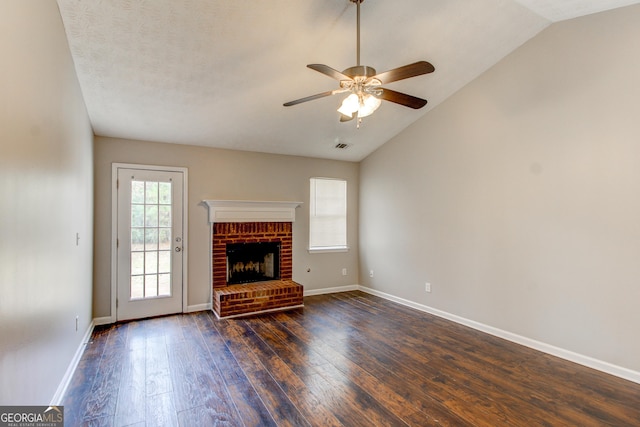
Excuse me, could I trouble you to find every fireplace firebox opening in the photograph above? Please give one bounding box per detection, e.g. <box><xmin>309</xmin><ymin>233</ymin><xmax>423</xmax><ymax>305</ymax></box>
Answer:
<box><xmin>226</xmin><ymin>241</ymin><xmax>280</xmax><ymax>285</ymax></box>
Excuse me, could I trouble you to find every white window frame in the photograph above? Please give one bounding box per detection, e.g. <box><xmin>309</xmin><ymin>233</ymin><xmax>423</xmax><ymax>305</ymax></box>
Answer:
<box><xmin>308</xmin><ymin>177</ymin><xmax>349</xmax><ymax>253</ymax></box>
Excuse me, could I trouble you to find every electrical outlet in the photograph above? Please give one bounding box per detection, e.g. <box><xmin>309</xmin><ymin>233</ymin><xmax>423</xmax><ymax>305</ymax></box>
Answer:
<box><xmin>369</xmin><ymin>270</ymin><xmax>374</xmax><ymax>278</ymax></box>
<box><xmin>425</xmin><ymin>282</ymin><xmax>431</xmax><ymax>293</ymax></box>
<box><xmin>342</xmin><ymin>268</ymin><xmax>347</xmax><ymax>276</ymax></box>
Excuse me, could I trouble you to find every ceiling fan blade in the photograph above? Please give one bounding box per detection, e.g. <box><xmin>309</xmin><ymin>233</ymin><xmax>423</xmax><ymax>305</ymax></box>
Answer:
<box><xmin>371</xmin><ymin>61</ymin><xmax>435</xmax><ymax>84</ymax></box>
<box><xmin>378</xmin><ymin>88</ymin><xmax>428</xmax><ymax>109</ymax></box>
<box><xmin>307</xmin><ymin>64</ymin><xmax>353</xmax><ymax>81</ymax></box>
<box><xmin>283</xmin><ymin>90</ymin><xmax>339</xmax><ymax>107</ymax></box>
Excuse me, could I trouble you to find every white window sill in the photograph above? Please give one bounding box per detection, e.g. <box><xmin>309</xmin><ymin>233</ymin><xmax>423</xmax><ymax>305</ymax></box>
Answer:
<box><xmin>308</xmin><ymin>246</ymin><xmax>350</xmax><ymax>254</ymax></box>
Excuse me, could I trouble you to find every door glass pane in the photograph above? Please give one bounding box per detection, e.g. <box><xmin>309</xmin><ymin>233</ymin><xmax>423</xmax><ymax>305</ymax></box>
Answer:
<box><xmin>145</xmin><ymin>182</ymin><xmax>158</xmax><ymax>204</ymax></box>
<box><xmin>145</xmin><ymin>274</ymin><xmax>158</xmax><ymax>297</ymax></box>
<box><xmin>158</xmin><ymin>228</ymin><xmax>171</xmax><ymax>250</ymax></box>
<box><xmin>130</xmin><ymin>179</ymin><xmax>172</xmax><ymax>300</ymax></box>
<box><xmin>145</xmin><ymin>251</ymin><xmax>158</xmax><ymax>274</ymax></box>
<box><xmin>145</xmin><ymin>228</ymin><xmax>158</xmax><ymax>251</ymax></box>
<box><xmin>158</xmin><ymin>274</ymin><xmax>171</xmax><ymax>296</ymax></box>
<box><xmin>131</xmin><ymin>181</ymin><xmax>145</xmax><ymax>204</ymax></box>
<box><xmin>158</xmin><ymin>251</ymin><xmax>171</xmax><ymax>273</ymax></box>
<box><xmin>131</xmin><ymin>252</ymin><xmax>144</xmax><ymax>276</ymax></box>
<box><xmin>158</xmin><ymin>205</ymin><xmax>171</xmax><ymax>227</ymax></box>
<box><xmin>131</xmin><ymin>228</ymin><xmax>144</xmax><ymax>251</ymax></box>
<box><xmin>159</xmin><ymin>182</ymin><xmax>171</xmax><ymax>204</ymax></box>
<box><xmin>131</xmin><ymin>276</ymin><xmax>144</xmax><ymax>300</ymax></box>
<box><xmin>145</xmin><ymin>205</ymin><xmax>158</xmax><ymax>227</ymax></box>
<box><xmin>131</xmin><ymin>205</ymin><xmax>144</xmax><ymax>227</ymax></box>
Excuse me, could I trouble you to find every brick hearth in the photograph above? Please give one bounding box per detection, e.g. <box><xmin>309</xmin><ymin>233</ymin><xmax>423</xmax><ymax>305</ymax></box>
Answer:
<box><xmin>213</xmin><ymin>280</ymin><xmax>303</xmax><ymax>319</ymax></box>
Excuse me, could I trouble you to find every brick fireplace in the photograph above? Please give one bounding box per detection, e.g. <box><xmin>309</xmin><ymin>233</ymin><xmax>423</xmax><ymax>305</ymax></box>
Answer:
<box><xmin>203</xmin><ymin>200</ymin><xmax>304</xmax><ymax>318</ymax></box>
<box><xmin>212</xmin><ymin>222</ymin><xmax>292</xmax><ymax>288</ymax></box>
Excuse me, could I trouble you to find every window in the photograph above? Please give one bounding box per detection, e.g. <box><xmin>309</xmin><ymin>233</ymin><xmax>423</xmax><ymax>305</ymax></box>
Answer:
<box><xmin>309</xmin><ymin>177</ymin><xmax>348</xmax><ymax>252</ymax></box>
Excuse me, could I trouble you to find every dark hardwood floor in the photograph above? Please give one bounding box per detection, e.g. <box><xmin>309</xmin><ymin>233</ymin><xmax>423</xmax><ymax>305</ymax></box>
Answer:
<box><xmin>63</xmin><ymin>291</ymin><xmax>640</xmax><ymax>426</ymax></box>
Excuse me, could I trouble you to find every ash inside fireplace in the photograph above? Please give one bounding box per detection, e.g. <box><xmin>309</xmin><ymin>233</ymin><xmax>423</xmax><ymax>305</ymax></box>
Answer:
<box><xmin>226</xmin><ymin>241</ymin><xmax>280</xmax><ymax>285</ymax></box>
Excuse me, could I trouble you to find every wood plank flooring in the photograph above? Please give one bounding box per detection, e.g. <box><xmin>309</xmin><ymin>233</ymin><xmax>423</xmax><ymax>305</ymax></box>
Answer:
<box><xmin>63</xmin><ymin>291</ymin><xmax>640</xmax><ymax>426</ymax></box>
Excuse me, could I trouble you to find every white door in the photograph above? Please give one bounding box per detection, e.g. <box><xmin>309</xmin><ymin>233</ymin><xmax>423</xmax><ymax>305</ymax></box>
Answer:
<box><xmin>116</xmin><ymin>166</ymin><xmax>185</xmax><ymax>321</ymax></box>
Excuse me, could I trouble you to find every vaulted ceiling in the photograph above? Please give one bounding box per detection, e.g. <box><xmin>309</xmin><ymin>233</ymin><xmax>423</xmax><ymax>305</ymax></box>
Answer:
<box><xmin>56</xmin><ymin>0</ymin><xmax>640</xmax><ymax>161</ymax></box>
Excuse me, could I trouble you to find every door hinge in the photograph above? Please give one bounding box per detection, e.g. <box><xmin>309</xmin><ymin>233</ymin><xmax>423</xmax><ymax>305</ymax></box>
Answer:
<box><xmin>116</xmin><ymin>299</ymin><xmax>118</xmax><ymax>308</ymax></box>
<box><xmin>116</xmin><ymin>179</ymin><xmax>119</xmax><ymax>189</ymax></box>
<box><xmin>117</xmin><ymin>238</ymin><xmax>119</xmax><ymax>249</ymax></box>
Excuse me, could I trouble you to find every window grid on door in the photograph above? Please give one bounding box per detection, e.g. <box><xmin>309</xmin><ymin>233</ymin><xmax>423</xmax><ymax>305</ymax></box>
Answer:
<box><xmin>130</xmin><ymin>179</ymin><xmax>172</xmax><ymax>299</ymax></box>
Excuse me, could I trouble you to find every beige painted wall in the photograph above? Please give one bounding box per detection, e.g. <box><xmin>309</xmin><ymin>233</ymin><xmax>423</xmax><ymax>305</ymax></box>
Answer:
<box><xmin>360</xmin><ymin>5</ymin><xmax>640</xmax><ymax>372</ymax></box>
<box><xmin>0</xmin><ymin>2</ymin><xmax>94</xmax><ymax>404</ymax></box>
<box><xmin>93</xmin><ymin>137</ymin><xmax>359</xmax><ymax>318</ymax></box>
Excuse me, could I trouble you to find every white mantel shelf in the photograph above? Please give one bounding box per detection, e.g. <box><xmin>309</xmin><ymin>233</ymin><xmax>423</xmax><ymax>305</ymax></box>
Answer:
<box><xmin>203</xmin><ymin>200</ymin><xmax>303</xmax><ymax>223</ymax></box>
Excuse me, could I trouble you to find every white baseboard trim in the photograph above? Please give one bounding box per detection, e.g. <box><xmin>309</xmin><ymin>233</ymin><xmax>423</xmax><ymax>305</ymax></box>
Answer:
<box><xmin>358</xmin><ymin>285</ymin><xmax>640</xmax><ymax>385</ymax></box>
<box><xmin>50</xmin><ymin>320</ymin><xmax>95</xmax><ymax>405</ymax></box>
<box><xmin>187</xmin><ymin>303</ymin><xmax>211</xmax><ymax>313</ymax></box>
<box><xmin>304</xmin><ymin>285</ymin><xmax>359</xmax><ymax>296</ymax></box>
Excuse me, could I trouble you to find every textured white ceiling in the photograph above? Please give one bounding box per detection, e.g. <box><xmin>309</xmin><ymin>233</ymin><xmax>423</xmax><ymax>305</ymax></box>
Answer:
<box><xmin>56</xmin><ymin>0</ymin><xmax>640</xmax><ymax>161</ymax></box>
<box><xmin>513</xmin><ymin>0</ymin><xmax>640</xmax><ymax>21</ymax></box>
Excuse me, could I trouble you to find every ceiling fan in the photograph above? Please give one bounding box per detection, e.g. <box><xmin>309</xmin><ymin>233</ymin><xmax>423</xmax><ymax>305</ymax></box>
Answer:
<box><xmin>283</xmin><ymin>0</ymin><xmax>435</xmax><ymax>125</ymax></box>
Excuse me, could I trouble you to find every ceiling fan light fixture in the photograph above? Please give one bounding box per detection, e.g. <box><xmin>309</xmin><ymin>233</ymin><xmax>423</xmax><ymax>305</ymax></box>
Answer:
<box><xmin>337</xmin><ymin>91</ymin><xmax>381</xmax><ymax>118</ymax></box>
<box><xmin>357</xmin><ymin>94</ymin><xmax>381</xmax><ymax>118</ymax></box>
<box><xmin>337</xmin><ymin>93</ymin><xmax>360</xmax><ymax>116</ymax></box>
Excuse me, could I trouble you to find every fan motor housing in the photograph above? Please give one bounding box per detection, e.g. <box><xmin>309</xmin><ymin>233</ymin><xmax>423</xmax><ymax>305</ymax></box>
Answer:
<box><xmin>342</xmin><ymin>65</ymin><xmax>376</xmax><ymax>79</ymax></box>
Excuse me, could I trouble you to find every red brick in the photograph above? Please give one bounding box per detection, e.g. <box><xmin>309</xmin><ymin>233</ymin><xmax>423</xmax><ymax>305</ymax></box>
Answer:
<box><xmin>213</xmin><ymin>280</ymin><xmax>303</xmax><ymax>318</ymax></box>
<box><xmin>212</xmin><ymin>221</ymin><xmax>298</xmax><ymax>315</ymax></box>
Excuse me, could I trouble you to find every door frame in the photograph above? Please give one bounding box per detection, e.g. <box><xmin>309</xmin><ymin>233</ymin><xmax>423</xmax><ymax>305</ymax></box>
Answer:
<box><xmin>111</xmin><ymin>163</ymin><xmax>189</xmax><ymax>322</ymax></box>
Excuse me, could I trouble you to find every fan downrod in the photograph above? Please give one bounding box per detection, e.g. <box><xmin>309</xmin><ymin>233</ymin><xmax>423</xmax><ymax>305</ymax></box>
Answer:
<box><xmin>350</xmin><ymin>0</ymin><xmax>364</xmax><ymax>66</ymax></box>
